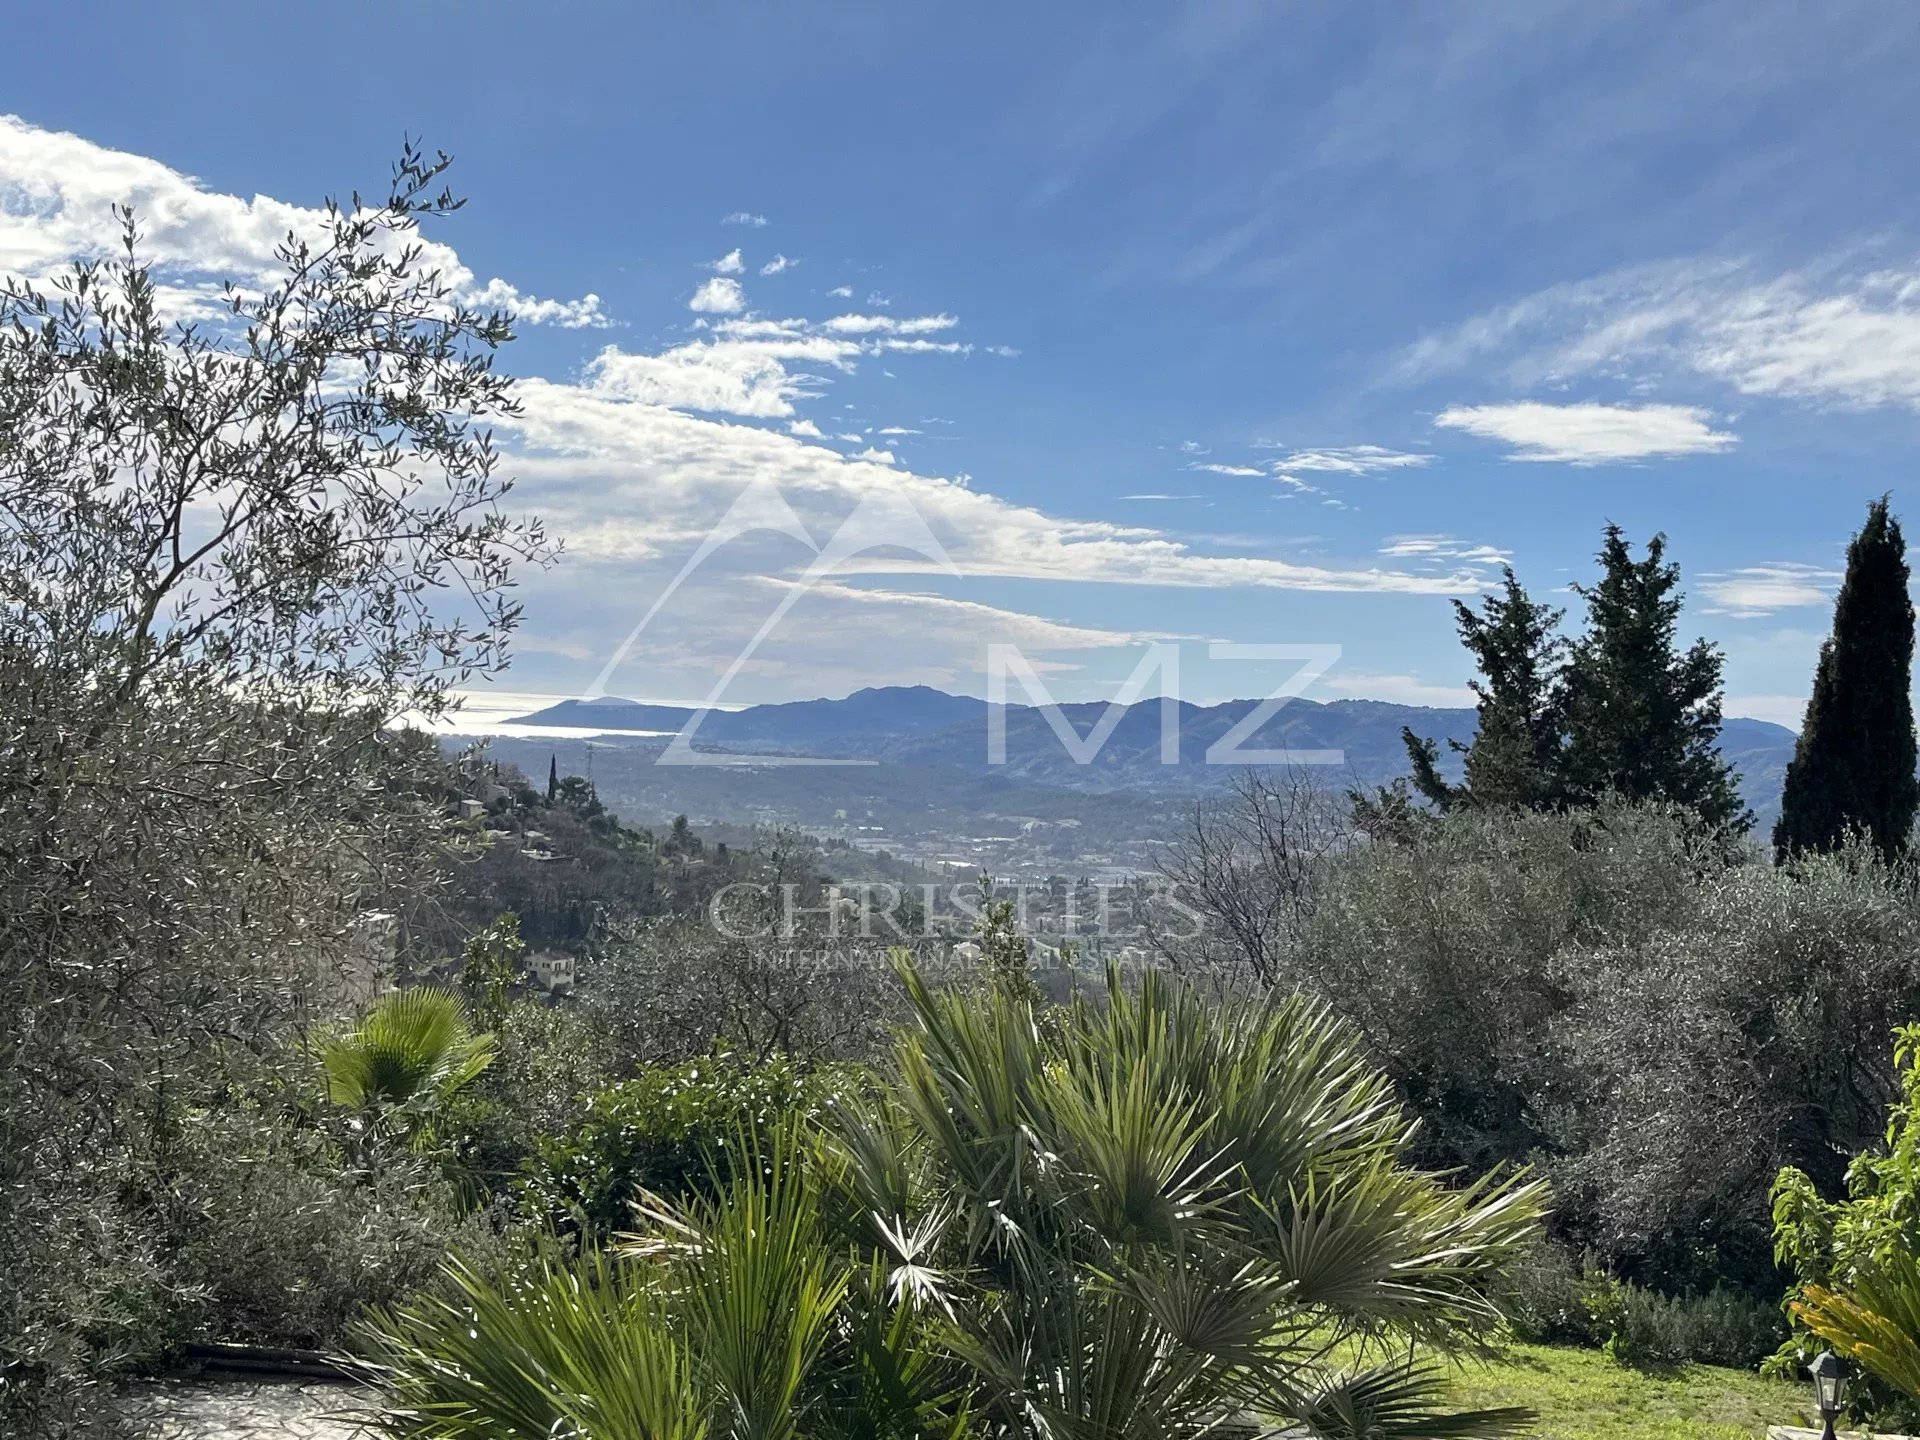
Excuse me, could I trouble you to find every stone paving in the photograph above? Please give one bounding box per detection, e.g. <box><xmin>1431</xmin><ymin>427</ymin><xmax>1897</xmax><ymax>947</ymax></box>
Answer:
<box><xmin>128</xmin><ymin>1380</ymin><xmax>378</xmax><ymax>1439</ymax></box>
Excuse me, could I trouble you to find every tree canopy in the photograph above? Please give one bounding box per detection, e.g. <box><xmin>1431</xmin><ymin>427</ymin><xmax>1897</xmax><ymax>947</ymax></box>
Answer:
<box><xmin>1774</xmin><ymin>496</ymin><xmax>1918</xmax><ymax>863</ymax></box>
<box><xmin>1404</xmin><ymin>525</ymin><xmax>1748</xmax><ymax>833</ymax></box>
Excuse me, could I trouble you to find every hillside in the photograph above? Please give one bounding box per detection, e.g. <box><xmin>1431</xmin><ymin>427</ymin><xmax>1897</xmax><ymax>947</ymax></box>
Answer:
<box><xmin>495</xmin><ymin>688</ymin><xmax>1803</xmax><ymax>878</ymax></box>
<box><xmin>511</xmin><ymin>686</ymin><xmax>1797</xmax><ymax>814</ymax></box>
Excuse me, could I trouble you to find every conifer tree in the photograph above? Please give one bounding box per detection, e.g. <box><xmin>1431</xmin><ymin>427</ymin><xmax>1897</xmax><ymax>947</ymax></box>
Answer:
<box><xmin>1773</xmin><ymin>496</ymin><xmax>1917</xmax><ymax>863</ymax></box>
<box><xmin>546</xmin><ymin>753</ymin><xmax>559</xmax><ymax>804</ymax></box>
<box><xmin>1557</xmin><ymin>525</ymin><xmax>1749</xmax><ymax>832</ymax></box>
<box><xmin>1403</xmin><ymin>569</ymin><xmax>1567</xmax><ymax>811</ymax></box>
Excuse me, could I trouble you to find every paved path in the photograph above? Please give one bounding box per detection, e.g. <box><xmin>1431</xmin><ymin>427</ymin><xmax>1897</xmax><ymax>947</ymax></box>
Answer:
<box><xmin>129</xmin><ymin>1380</ymin><xmax>378</xmax><ymax>1439</ymax></box>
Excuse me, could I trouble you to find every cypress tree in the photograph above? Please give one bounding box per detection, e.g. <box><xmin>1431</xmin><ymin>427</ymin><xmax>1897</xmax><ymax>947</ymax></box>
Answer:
<box><xmin>1773</xmin><ymin>496</ymin><xmax>1917</xmax><ymax>863</ymax></box>
<box><xmin>1403</xmin><ymin>568</ymin><xmax>1567</xmax><ymax>810</ymax></box>
<box><xmin>546</xmin><ymin>752</ymin><xmax>559</xmax><ymax>804</ymax></box>
<box><xmin>1557</xmin><ymin>525</ymin><xmax>1749</xmax><ymax>832</ymax></box>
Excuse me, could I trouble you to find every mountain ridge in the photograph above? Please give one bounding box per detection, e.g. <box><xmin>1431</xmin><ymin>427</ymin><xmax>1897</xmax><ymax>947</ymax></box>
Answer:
<box><xmin>507</xmin><ymin>686</ymin><xmax>1799</xmax><ymax>817</ymax></box>
<box><xmin>510</xmin><ymin>685</ymin><xmax>1798</xmax><ymax>747</ymax></box>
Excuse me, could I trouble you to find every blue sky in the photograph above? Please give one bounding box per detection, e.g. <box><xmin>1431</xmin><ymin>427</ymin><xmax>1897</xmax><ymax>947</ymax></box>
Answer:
<box><xmin>9</xmin><ymin>1</ymin><xmax>1920</xmax><ymax>724</ymax></box>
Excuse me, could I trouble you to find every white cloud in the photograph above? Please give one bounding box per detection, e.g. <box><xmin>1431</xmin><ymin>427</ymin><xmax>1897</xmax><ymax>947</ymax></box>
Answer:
<box><xmin>585</xmin><ymin>300</ymin><xmax>972</xmax><ymax>419</ymax></box>
<box><xmin>1434</xmin><ymin>402</ymin><xmax>1736</xmax><ymax>463</ymax></box>
<box><xmin>787</xmin><ymin>418</ymin><xmax>824</xmax><ymax>438</ymax></box>
<box><xmin>1252</xmin><ymin>445</ymin><xmax>1432</xmax><ymax>503</ymax></box>
<box><xmin>773</xmin><ymin>580</ymin><xmax>1152</xmax><ymax>652</ymax></box>
<box><xmin>828</xmin><ymin>284</ymin><xmax>853</xmax><ymax>298</ymax></box>
<box><xmin>880</xmin><ymin>337</ymin><xmax>972</xmax><ymax>355</ymax></box>
<box><xmin>709</xmin><ymin>248</ymin><xmax>744</xmax><ymax>275</ymax></box>
<box><xmin>1698</xmin><ymin>563</ymin><xmax>1839</xmax><ymax>617</ymax></box>
<box><xmin>0</xmin><ymin>115</ymin><xmax>609</xmax><ymax>329</ymax></box>
<box><xmin>822</xmin><ymin>312</ymin><xmax>957</xmax><ymax>336</ymax></box>
<box><xmin>1264</xmin><ymin>445</ymin><xmax>1431</xmax><ymax>475</ymax></box>
<box><xmin>1189</xmin><ymin>462</ymin><xmax>1265</xmax><ymax>477</ymax></box>
<box><xmin>814</xmin><ymin>312</ymin><xmax>956</xmax><ymax>337</ymax></box>
<box><xmin>876</xmin><ymin>425</ymin><xmax>921</xmax><ymax>436</ymax></box>
<box><xmin>1697</xmin><ymin>276</ymin><xmax>1920</xmax><ymax>407</ymax></box>
<box><xmin>759</xmin><ymin>253</ymin><xmax>795</xmax><ymax>276</ymax></box>
<box><xmin>852</xmin><ymin>447</ymin><xmax>897</xmax><ymax>465</ymax></box>
<box><xmin>1120</xmin><ymin>493</ymin><xmax>1204</xmax><ymax>501</ymax></box>
<box><xmin>541</xmin><ymin>569</ymin><xmax>1155</xmax><ymax>701</ymax></box>
<box><xmin>585</xmin><ymin>333</ymin><xmax>858</xmax><ymax>418</ymax></box>
<box><xmin>1400</xmin><ymin>255</ymin><xmax>1920</xmax><ymax>414</ymax></box>
<box><xmin>723</xmin><ymin>211</ymin><xmax>768</xmax><ymax>227</ymax></box>
<box><xmin>1378</xmin><ymin>534</ymin><xmax>1512</xmax><ymax>566</ymax></box>
<box><xmin>1377</xmin><ymin>535</ymin><xmax>1448</xmax><ymax>557</ymax></box>
<box><xmin>504</xmin><ymin>372</ymin><xmax>1487</xmax><ymax>599</ymax></box>
<box><xmin>689</xmin><ymin>276</ymin><xmax>746</xmax><ymax>314</ymax></box>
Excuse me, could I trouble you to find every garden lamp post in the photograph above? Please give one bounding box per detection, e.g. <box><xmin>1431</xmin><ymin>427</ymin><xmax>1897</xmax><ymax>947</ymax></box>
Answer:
<box><xmin>1809</xmin><ymin>1350</ymin><xmax>1848</xmax><ymax>1440</ymax></box>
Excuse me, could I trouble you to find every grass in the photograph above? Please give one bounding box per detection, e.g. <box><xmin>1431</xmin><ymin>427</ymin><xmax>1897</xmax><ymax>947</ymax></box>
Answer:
<box><xmin>1442</xmin><ymin>1340</ymin><xmax>1811</xmax><ymax>1439</ymax></box>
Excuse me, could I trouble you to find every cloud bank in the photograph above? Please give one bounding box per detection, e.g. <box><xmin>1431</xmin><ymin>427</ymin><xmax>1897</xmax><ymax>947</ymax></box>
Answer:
<box><xmin>1434</xmin><ymin>401</ymin><xmax>1737</xmax><ymax>463</ymax></box>
<box><xmin>0</xmin><ymin>115</ymin><xmax>607</xmax><ymax>328</ymax></box>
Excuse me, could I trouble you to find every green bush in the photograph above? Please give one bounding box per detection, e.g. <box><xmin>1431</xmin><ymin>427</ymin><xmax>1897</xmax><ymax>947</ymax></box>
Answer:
<box><xmin>1294</xmin><ymin>801</ymin><xmax>1717</xmax><ymax>1177</ymax></box>
<box><xmin>0</xmin><ymin>1091</ymin><xmax>481</xmax><ymax>1436</ymax></box>
<box><xmin>1502</xmin><ymin>1239</ymin><xmax>1784</xmax><ymax>1369</ymax></box>
<box><xmin>1498</xmin><ymin>1239</ymin><xmax>1597</xmax><ymax>1347</ymax></box>
<box><xmin>521</xmin><ymin>1053</ymin><xmax>867</xmax><ymax>1241</ymax></box>
<box><xmin>438</xmin><ymin>998</ymin><xmax>613</xmax><ymax>1204</ymax></box>
<box><xmin>135</xmin><ymin>1099</ymin><xmax>477</xmax><ymax>1352</ymax></box>
<box><xmin>1586</xmin><ymin>1275</ymin><xmax>1785</xmax><ymax>1370</ymax></box>
<box><xmin>164</xmin><ymin>1147</ymin><xmax>457</xmax><ymax>1349</ymax></box>
<box><xmin>1269</xmin><ymin>802</ymin><xmax>1920</xmax><ymax>1292</ymax></box>
<box><xmin>0</xmin><ymin>1180</ymin><xmax>164</xmax><ymax>1439</ymax></box>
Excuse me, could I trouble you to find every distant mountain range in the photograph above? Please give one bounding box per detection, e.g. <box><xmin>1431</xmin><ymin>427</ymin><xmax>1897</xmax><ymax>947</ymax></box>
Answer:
<box><xmin>520</xmin><ymin>687</ymin><xmax>985</xmax><ymax>747</ymax></box>
<box><xmin>509</xmin><ymin>686</ymin><xmax>1801</xmax><ymax>821</ymax></box>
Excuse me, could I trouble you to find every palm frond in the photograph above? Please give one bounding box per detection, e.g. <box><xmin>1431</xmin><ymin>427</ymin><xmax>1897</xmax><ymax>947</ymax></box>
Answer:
<box><xmin>646</xmin><ymin>1121</ymin><xmax>849</xmax><ymax>1440</ymax></box>
<box><xmin>321</xmin><ymin>986</ymin><xmax>493</xmax><ymax>1113</ymax></box>
<box><xmin>1280</xmin><ymin>1359</ymin><xmax>1535</xmax><ymax>1439</ymax></box>
<box><xmin>1796</xmin><ymin>1258</ymin><xmax>1920</xmax><ymax>1399</ymax></box>
<box><xmin>359</xmin><ymin>1247</ymin><xmax>701</xmax><ymax>1440</ymax></box>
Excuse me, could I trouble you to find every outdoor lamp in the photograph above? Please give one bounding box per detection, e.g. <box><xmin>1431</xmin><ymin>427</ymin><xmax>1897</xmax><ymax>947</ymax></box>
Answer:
<box><xmin>1808</xmin><ymin>1350</ymin><xmax>1848</xmax><ymax>1440</ymax></box>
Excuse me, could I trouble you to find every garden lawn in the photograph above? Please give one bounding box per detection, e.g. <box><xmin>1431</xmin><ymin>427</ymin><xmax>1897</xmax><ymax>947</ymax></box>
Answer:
<box><xmin>1444</xmin><ymin>1341</ymin><xmax>1809</xmax><ymax>1439</ymax></box>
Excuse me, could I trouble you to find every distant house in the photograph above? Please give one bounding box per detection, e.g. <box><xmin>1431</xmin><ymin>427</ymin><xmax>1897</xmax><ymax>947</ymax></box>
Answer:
<box><xmin>529</xmin><ymin>950</ymin><xmax>576</xmax><ymax>994</ymax></box>
<box><xmin>458</xmin><ymin>798</ymin><xmax>487</xmax><ymax>820</ymax></box>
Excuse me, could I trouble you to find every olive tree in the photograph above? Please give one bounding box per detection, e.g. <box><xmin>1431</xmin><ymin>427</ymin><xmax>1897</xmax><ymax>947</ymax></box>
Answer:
<box><xmin>0</xmin><ymin>143</ymin><xmax>550</xmax><ymax>1430</ymax></box>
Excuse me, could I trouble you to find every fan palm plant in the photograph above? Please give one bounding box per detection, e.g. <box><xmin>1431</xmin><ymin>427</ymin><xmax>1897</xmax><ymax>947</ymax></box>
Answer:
<box><xmin>321</xmin><ymin>986</ymin><xmax>494</xmax><ymax>1154</ymax></box>
<box><xmin>364</xmin><ymin>1124</ymin><xmax>963</xmax><ymax>1440</ymax></box>
<box><xmin>360</xmin><ymin>960</ymin><xmax>1544</xmax><ymax>1439</ymax></box>
<box><xmin>810</xmin><ymin>961</ymin><xmax>1545</xmax><ymax>1439</ymax></box>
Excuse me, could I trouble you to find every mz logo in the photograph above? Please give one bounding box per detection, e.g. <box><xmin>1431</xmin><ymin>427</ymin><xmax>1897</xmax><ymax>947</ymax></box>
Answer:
<box><xmin>986</xmin><ymin>641</ymin><xmax>1343</xmax><ymax>766</ymax></box>
<box><xmin>585</xmin><ymin>479</ymin><xmax>1345</xmax><ymax>768</ymax></box>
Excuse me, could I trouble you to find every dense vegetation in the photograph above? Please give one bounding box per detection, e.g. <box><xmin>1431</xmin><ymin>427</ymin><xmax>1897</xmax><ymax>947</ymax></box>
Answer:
<box><xmin>7</xmin><ymin>148</ymin><xmax>1920</xmax><ymax>1440</ymax></box>
<box><xmin>368</xmin><ymin>962</ymin><xmax>1544</xmax><ymax>1440</ymax></box>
